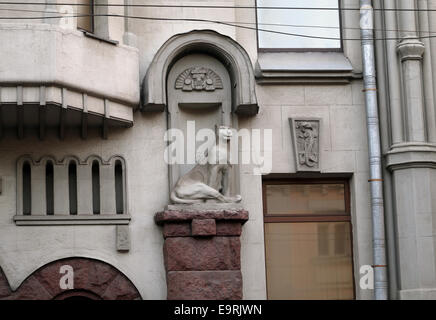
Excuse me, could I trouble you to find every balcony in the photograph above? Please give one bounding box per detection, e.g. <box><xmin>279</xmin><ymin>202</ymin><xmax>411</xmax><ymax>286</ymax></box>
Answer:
<box><xmin>0</xmin><ymin>23</ymin><xmax>139</xmax><ymax>139</ymax></box>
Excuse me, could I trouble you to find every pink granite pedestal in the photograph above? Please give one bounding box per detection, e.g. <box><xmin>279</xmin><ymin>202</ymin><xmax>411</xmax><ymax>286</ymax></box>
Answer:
<box><xmin>154</xmin><ymin>204</ymin><xmax>249</xmax><ymax>300</ymax></box>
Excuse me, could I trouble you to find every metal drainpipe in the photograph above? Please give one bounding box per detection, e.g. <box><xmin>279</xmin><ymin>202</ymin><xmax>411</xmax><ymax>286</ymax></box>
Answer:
<box><xmin>359</xmin><ymin>0</ymin><xmax>388</xmax><ymax>300</ymax></box>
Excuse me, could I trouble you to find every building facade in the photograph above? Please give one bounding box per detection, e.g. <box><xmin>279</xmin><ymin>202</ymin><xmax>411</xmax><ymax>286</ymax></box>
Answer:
<box><xmin>0</xmin><ymin>0</ymin><xmax>432</xmax><ymax>300</ymax></box>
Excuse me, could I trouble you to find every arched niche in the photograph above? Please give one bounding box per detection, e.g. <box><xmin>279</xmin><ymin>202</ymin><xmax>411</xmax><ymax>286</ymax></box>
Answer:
<box><xmin>167</xmin><ymin>54</ymin><xmax>238</xmax><ymax>192</ymax></box>
<box><xmin>141</xmin><ymin>30</ymin><xmax>259</xmax><ymax>115</ymax></box>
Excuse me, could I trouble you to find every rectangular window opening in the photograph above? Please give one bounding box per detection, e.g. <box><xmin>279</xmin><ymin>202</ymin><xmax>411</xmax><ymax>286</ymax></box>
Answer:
<box><xmin>46</xmin><ymin>162</ymin><xmax>54</xmax><ymax>215</ymax></box>
<box><xmin>263</xmin><ymin>178</ymin><xmax>354</xmax><ymax>300</ymax></box>
<box><xmin>92</xmin><ymin>161</ymin><xmax>100</xmax><ymax>214</ymax></box>
<box><xmin>69</xmin><ymin>162</ymin><xmax>78</xmax><ymax>215</ymax></box>
<box><xmin>256</xmin><ymin>0</ymin><xmax>342</xmax><ymax>51</ymax></box>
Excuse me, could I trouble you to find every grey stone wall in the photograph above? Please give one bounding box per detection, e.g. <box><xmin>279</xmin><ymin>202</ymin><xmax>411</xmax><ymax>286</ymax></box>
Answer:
<box><xmin>0</xmin><ymin>0</ymin><xmax>374</xmax><ymax>300</ymax></box>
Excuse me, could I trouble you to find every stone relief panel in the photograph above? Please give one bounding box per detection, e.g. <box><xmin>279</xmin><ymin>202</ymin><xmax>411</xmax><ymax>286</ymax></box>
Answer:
<box><xmin>290</xmin><ymin>118</ymin><xmax>321</xmax><ymax>172</ymax></box>
<box><xmin>175</xmin><ymin>67</ymin><xmax>223</xmax><ymax>92</ymax></box>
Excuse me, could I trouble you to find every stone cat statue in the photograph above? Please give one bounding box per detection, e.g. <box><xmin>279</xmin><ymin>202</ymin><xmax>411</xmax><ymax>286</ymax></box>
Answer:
<box><xmin>170</xmin><ymin>125</ymin><xmax>242</xmax><ymax>204</ymax></box>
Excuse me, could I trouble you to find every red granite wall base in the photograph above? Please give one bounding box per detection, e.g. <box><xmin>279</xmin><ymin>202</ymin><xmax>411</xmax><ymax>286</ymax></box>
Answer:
<box><xmin>167</xmin><ymin>270</ymin><xmax>243</xmax><ymax>300</ymax></box>
<box><xmin>155</xmin><ymin>206</ymin><xmax>248</xmax><ymax>300</ymax></box>
<box><xmin>0</xmin><ymin>258</ymin><xmax>141</xmax><ymax>300</ymax></box>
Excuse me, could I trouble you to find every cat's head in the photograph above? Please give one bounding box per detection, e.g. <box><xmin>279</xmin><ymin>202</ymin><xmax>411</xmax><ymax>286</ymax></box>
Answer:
<box><xmin>216</xmin><ymin>125</ymin><xmax>233</xmax><ymax>140</ymax></box>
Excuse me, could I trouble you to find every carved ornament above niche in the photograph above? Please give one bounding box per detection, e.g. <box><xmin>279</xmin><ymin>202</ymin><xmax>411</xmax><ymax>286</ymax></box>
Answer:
<box><xmin>175</xmin><ymin>67</ymin><xmax>223</xmax><ymax>92</ymax></box>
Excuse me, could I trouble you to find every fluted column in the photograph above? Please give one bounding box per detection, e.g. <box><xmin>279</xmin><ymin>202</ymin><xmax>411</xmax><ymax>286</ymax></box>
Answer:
<box><xmin>396</xmin><ymin>39</ymin><xmax>426</xmax><ymax>142</ymax></box>
<box><xmin>396</xmin><ymin>0</ymin><xmax>426</xmax><ymax>142</ymax></box>
<box><xmin>418</xmin><ymin>0</ymin><xmax>436</xmax><ymax>143</ymax></box>
<box><xmin>384</xmin><ymin>0</ymin><xmax>404</xmax><ymax>145</ymax></box>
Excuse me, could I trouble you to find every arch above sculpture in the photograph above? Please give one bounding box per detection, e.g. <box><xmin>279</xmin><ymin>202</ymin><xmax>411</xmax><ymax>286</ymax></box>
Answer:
<box><xmin>141</xmin><ymin>29</ymin><xmax>259</xmax><ymax>115</ymax></box>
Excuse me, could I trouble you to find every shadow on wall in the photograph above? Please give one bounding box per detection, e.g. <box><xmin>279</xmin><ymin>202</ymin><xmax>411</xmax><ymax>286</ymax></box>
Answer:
<box><xmin>0</xmin><ymin>257</ymin><xmax>141</xmax><ymax>300</ymax></box>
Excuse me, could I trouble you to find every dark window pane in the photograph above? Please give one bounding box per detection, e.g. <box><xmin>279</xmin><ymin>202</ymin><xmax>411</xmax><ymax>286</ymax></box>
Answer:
<box><xmin>92</xmin><ymin>161</ymin><xmax>100</xmax><ymax>214</ymax></box>
<box><xmin>265</xmin><ymin>183</ymin><xmax>346</xmax><ymax>215</ymax></box>
<box><xmin>77</xmin><ymin>0</ymin><xmax>93</xmax><ymax>33</ymax></box>
<box><xmin>69</xmin><ymin>162</ymin><xmax>78</xmax><ymax>215</ymax></box>
<box><xmin>22</xmin><ymin>162</ymin><xmax>31</xmax><ymax>215</ymax></box>
<box><xmin>115</xmin><ymin>160</ymin><xmax>124</xmax><ymax>214</ymax></box>
<box><xmin>46</xmin><ymin>161</ymin><xmax>54</xmax><ymax>215</ymax></box>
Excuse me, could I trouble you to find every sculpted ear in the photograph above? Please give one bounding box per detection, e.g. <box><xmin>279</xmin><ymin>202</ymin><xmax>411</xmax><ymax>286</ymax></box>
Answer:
<box><xmin>196</xmin><ymin>149</ymin><xmax>208</xmax><ymax>165</ymax></box>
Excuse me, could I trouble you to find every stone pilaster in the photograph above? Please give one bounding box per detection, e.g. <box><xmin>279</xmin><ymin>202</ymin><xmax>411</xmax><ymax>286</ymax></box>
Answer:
<box><xmin>396</xmin><ymin>37</ymin><xmax>426</xmax><ymax>142</ymax></box>
<box><xmin>154</xmin><ymin>204</ymin><xmax>248</xmax><ymax>300</ymax></box>
<box><xmin>385</xmin><ymin>36</ymin><xmax>436</xmax><ymax>299</ymax></box>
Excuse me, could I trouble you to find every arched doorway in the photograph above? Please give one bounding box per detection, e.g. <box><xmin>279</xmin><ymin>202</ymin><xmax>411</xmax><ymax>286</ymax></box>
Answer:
<box><xmin>0</xmin><ymin>257</ymin><xmax>141</xmax><ymax>300</ymax></box>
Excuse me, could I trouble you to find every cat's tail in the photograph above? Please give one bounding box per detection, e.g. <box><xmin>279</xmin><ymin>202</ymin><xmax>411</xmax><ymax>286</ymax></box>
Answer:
<box><xmin>170</xmin><ymin>190</ymin><xmax>203</xmax><ymax>204</ymax></box>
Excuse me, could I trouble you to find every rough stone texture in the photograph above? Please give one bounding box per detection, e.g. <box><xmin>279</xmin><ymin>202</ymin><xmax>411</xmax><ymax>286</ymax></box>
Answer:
<box><xmin>155</xmin><ymin>207</ymin><xmax>248</xmax><ymax>225</ymax></box>
<box><xmin>167</xmin><ymin>270</ymin><xmax>243</xmax><ymax>300</ymax></box>
<box><xmin>0</xmin><ymin>268</ymin><xmax>11</xmax><ymax>299</ymax></box>
<box><xmin>164</xmin><ymin>237</ymin><xmax>240</xmax><ymax>271</ymax></box>
<box><xmin>0</xmin><ymin>258</ymin><xmax>141</xmax><ymax>300</ymax></box>
<box><xmin>163</xmin><ymin>223</ymin><xmax>191</xmax><ymax>238</ymax></box>
<box><xmin>163</xmin><ymin>221</ymin><xmax>242</xmax><ymax>237</ymax></box>
<box><xmin>102</xmin><ymin>274</ymin><xmax>143</xmax><ymax>300</ymax></box>
<box><xmin>216</xmin><ymin>222</ymin><xmax>242</xmax><ymax>236</ymax></box>
<box><xmin>191</xmin><ymin>219</ymin><xmax>216</xmax><ymax>236</ymax></box>
<box><xmin>156</xmin><ymin>207</ymin><xmax>246</xmax><ymax>299</ymax></box>
<box><xmin>9</xmin><ymin>275</ymin><xmax>53</xmax><ymax>300</ymax></box>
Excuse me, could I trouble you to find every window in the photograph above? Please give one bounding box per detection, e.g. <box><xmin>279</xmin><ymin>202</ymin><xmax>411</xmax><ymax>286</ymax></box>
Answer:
<box><xmin>92</xmin><ymin>160</ymin><xmax>100</xmax><ymax>214</ymax></box>
<box><xmin>77</xmin><ymin>0</ymin><xmax>94</xmax><ymax>33</ymax></box>
<box><xmin>15</xmin><ymin>156</ymin><xmax>130</xmax><ymax>225</ymax></box>
<box><xmin>68</xmin><ymin>161</ymin><xmax>78</xmax><ymax>215</ymax></box>
<box><xmin>256</xmin><ymin>0</ymin><xmax>341</xmax><ymax>50</ymax></box>
<box><xmin>46</xmin><ymin>161</ymin><xmax>54</xmax><ymax>215</ymax></box>
<box><xmin>114</xmin><ymin>160</ymin><xmax>124</xmax><ymax>214</ymax></box>
<box><xmin>22</xmin><ymin>162</ymin><xmax>31</xmax><ymax>216</ymax></box>
<box><xmin>263</xmin><ymin>179</ymin><xmax>354</xmax><ymax>299</ymax></box>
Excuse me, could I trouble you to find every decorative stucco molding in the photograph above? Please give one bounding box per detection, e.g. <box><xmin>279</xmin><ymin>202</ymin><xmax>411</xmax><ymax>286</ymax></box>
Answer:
<box><xmin>289</xmin><ymin>118</ymin><xmax>321</xmax><ymax>172</ymax></box>
<box><xmin>141</xmin><ymin>30</ymin><xmax>258</xmax><ymax>115</ymax></box>
<box><xmin>175</xmin><ymin>67</ymin><xmax>223</xmax><ymax>92</ymax></box>
<box><xmin>397</xmin><ymin>37</ymin><xmax>425</xmax><ymax>61</ymax></box>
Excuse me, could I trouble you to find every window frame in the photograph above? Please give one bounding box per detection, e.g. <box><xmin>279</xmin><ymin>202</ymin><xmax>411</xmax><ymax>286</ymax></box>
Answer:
<box><xmin>77</xmin><ymin>0</ymin><xmax>95</xmax><ymax>34</ymax></box>
<box><xmin>262</xmin><ymin>177</ymin><xmax>355</xmax><ymax>300</ymax></box>
<box><xmin>255</xmin><ymin>0</ymin><xmax>344</xmax><ymax>52</ymax></box>
<box><xmin>262</xmin><ymin>178</ymin><xmax>351</xmax><ymax>222</ymax></box>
